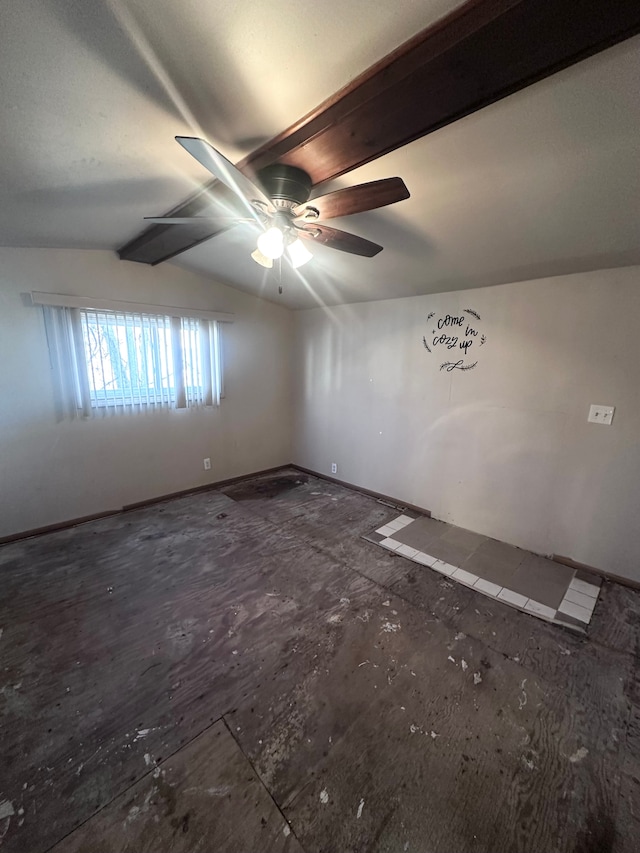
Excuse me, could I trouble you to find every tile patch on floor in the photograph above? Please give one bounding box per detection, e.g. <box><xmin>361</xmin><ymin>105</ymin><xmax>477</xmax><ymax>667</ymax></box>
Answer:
<box><xmin>365</xmin><ymin>514</ymin><xmax>602</xmax><ymax>632</ymax></box>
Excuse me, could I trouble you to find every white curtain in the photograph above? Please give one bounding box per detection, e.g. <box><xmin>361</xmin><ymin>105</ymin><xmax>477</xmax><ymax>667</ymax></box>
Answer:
<box><xmin>43</xmin><ymin>306</ymin><xmax>90</xmax><ymax>420</ymax></box>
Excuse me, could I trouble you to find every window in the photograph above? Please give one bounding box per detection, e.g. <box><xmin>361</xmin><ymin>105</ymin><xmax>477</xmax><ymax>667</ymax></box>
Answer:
<box><xmin>78</xmin><ymin>310</ymin><xmax>222</xmax><ymax>409</ymax></box>
<box><xmin>41</xmin><ymin>301</ymin><xmax>225</xmax><ymax>419</ymax></box>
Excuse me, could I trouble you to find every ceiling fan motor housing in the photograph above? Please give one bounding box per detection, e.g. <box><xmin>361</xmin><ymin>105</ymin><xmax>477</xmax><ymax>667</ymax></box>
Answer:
<box><xmin>258</xmin><ymin>164</ymin><xmax>312</xmax><ymax>206</ymax></box>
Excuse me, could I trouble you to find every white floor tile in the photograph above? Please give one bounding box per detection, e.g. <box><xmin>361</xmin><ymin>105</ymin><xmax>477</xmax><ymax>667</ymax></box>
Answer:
<box><xmin>558</xmin><ymin>599</ymin><xmax>591</xmax><ymax>623</ymax></box>
<box><xmin>392</xmin><ymin>515</ymin><xmax>414</xmax><ymax>529</ymax></box>
<box><xmin>564</xmin><ymin>587</ymin><xmax>597</xmax><ymax>612</ymax></box>
<box><xmin>524</xmin><ymin>600</ymin><xmax>557</xmax><ymax>620</ymax></box>
<box><xmin>397</xmin><ymin>544</ymin><xmax>419</xmax><ymax>558</ymax></box>
<box><xmin>474</xmin><ymin>578</ymin><xmax>502</xmax><ymax>597</ymax></box>
<box><xmin>568</xmin><ymin>578</ymin><xmax>600</xmax><ymax>599</ymax></box>
<box><xmin>372</xmin><ymin>520</ymin><xmax>598</xmax><ymax>631</ymax></box>
<box><xmin>452</xmin><ymin>568</ymin><xmax>478</xmax><ymax>586</ymax></box>
<box><xmin>413</xmin><ymin>552</ymin><xmax>436</xmax><ymax>567</ymax></box>
<box><xmin>498</xmin><ymin>588</ymin><xmax>529</xmax><ymax>608</ymax></box>
<box><xmin>432</xmin><ymin>560</ymin><xmax>456</xmax><ymax>576</ymax></box>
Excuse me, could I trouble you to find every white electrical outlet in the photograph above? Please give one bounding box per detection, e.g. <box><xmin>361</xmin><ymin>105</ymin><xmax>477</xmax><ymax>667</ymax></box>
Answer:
<box><xmin>588</xmin><ymin>405</ymin><xmax>615</xmax><ymax>425</ymax></box>
<box><xmin>203</xmin><ymin>457</ymin><xmax>211</xmax><ymax>470</ymax></box>
<box><xmin>331</xmin><ymin>463</ymin><xmax>338</xmax><ymax>474</ymax></box>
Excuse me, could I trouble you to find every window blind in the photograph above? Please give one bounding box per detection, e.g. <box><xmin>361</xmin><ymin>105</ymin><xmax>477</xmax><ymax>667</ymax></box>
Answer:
<box><xmin>43</xmin><ymin>305</ymin><xmax>224</xmax><ymax>419</ymax></box>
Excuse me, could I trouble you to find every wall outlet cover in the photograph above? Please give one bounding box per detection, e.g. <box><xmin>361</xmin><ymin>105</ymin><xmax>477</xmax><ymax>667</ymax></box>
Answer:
<box><xmin>331</xmin><ymin>463</ymin><xmax>338</xmax><ymax>474</ymax></box>
<box><xmin>203</xmin><ymin>457</ymin><xmax>211</xmax><ymax>470</ymax></box>
<box><xmin>588</xmin><ymin>404</ymin><xmax>615</xmax><ymax>425</ymax></box>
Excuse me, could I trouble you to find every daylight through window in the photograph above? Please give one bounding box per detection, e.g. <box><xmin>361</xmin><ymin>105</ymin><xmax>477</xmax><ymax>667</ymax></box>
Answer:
<box><xmin>43</xmin><ymin>305</ymin><xmax>223</xmax><ymax>418</ymax></box>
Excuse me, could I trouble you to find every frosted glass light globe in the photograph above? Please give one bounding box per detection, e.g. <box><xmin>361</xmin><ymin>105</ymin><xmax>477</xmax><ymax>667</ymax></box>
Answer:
<box><xmin>257</xmin><ymin>227</ymin><xmax>284</xmax><ymax>260</ymax></box>
<box><xmin>287</xmin><ymin>238</ymin><xmax>313</xmax><ymax>268</ymax></box>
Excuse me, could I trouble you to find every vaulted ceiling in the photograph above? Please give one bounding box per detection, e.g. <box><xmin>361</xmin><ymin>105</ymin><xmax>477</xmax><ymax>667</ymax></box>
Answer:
<box><xmin>2</xmin><ymin>1</ymin><xmax>639</xmax><ymax>308</ymax></box>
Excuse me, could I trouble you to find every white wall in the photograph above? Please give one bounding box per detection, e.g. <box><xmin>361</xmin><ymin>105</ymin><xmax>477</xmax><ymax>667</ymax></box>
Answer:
<box><xmin>0</xmin><ymin>248</ymin><xmax>293</xmax><ymax>537</ymax></box>
<box><xmin>292</xmin><ymin>266</ymin><xmax>640</xmax><ymax>582</ymax></box>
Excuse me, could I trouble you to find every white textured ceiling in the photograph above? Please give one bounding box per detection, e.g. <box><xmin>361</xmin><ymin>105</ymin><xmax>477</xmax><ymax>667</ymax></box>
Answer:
<box><xmin>1</xmin><ymin>1</ymin><xmax>639</xmax><ymax>309</ymax></box>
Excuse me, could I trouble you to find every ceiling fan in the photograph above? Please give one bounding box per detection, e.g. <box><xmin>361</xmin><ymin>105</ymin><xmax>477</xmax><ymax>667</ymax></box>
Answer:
<box><xmin>145</xmin><ymin>137</ymin><xmax>410</xmax><ymax>269</ymax></box>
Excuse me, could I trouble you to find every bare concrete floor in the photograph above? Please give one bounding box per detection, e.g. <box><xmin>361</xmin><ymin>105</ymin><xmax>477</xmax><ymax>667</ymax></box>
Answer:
<box><xmin>0</xmin><ymin>468</ymin><xmax>638</xmax><ymax>852</ymax></box>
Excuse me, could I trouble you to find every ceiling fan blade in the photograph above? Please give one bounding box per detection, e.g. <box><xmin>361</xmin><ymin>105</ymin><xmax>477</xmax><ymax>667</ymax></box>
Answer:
<box><xmin>296</xmin><ymin>225</ymin><xmax>383</xmax><ymax>257</ymax></box>
<box><xmin>144</xmin><ymin>216</ymin><xmax>253</xmax><ymax>225</ymax></box>
<box><xmin>293</xmin><ymin>178</ymin><xmax>409</xmax><ymax>222</ymax></box>
<box><xmin>175</xmin><ymin>136</ymin><xmax>275</xmax><ymax>214</ymax></box>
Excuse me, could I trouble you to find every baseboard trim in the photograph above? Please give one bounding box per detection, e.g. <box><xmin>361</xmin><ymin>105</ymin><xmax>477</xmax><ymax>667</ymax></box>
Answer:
<box><xmin>121</xmin><ymin>465</ymin><xmax>290</xmax><ymax>511</ymax></box>
<box><xmin>552</xmin><ymin>554</ymin><xmax>640</xmax><ymax>592</ymax></box>
<box><xmin>0</xmin><ymin>464</ymin><xmax>291</xmax><ymax>545</ymax></box>
<box><xmin>290</xmin><ymin>464</ymin><xmax>432</xmax><ymax>518</ymax></box>
<box><xmin>0</xmin><ymin>510</ymin><xmax>122</xmax><ymax>545</ymax></box>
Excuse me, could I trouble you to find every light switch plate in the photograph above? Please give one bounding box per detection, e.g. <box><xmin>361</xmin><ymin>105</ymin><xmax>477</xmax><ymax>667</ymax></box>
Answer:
<box><xmin>588</xmin><ymin>404</ymin><xmax>615</xmax><ymax>425</ymax></box>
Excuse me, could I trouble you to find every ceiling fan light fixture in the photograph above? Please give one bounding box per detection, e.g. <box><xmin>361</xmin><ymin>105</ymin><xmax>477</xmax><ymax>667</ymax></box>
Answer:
<box><xmin>251</xmin><ymin>248</ymin><xmax>273</xmax><ymax>268</ymax></box>
<box><xmin>133</xmin><ymin>138</ymin><xmax>409</xmax><ymax>266</ymax></box>
<box><xmin>287</xmin><ymin>238</ymin><xmax>313</xmax><ymax>268</ymax></box>
<box><xmin>256</xmin><ymin>226</ymin><xmax>284</xmax><ymax>259</ymax></box>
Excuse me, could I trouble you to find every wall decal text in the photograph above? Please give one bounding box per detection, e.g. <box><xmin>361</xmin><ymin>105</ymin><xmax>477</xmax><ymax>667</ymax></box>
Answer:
<box><xmin>422</xmin><ymin>308</ymin><xmax>486</xmax><ymax>371</ymax></box>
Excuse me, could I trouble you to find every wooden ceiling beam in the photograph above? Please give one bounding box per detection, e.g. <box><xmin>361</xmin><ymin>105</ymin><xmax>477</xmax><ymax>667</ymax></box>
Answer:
<box><xmin>118</xmin><ymin>0</ymin><xmax>640</xmax><ymax>265</ymax></box>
